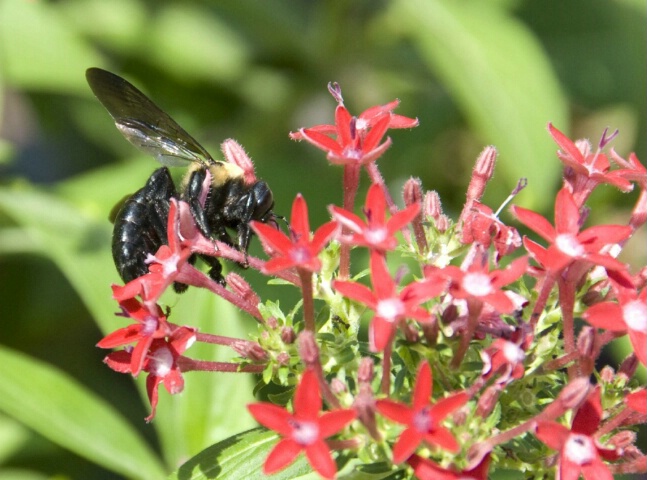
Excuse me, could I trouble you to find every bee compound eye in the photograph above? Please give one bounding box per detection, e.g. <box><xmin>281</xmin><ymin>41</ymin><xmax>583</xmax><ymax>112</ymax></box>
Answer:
<box><xmin>252</xmin><ymin>182</ymin><xmax>274</xmax><ymax>220</ymax></box>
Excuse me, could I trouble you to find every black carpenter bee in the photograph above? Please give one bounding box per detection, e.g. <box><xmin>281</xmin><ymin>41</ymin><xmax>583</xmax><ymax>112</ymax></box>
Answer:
<box><xmin>86</xmin><ymin>67</ymin><xmax>276</xmax><ymax>290</ymax></box>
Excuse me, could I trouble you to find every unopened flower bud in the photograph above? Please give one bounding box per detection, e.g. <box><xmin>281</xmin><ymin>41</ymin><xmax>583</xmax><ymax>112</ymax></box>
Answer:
<box><xmin>280</xmin><ymin>326</ymin><xmax>296</xmax><ymax>344</ymax></box>
<box><xmin>608</xmin><ymin>430</ymin><xmax>635</xmax><ymax>450</ymax></box>
<box><xmin>423</xmin><ymin>190</ymin><xmax>443</xmax><ymax>220</ymax></box>
<box><xmin>476</xmin><ymin>385</ymin><xmax>501</xmax><ymax>418</ymax></box>
<box><xmin>331</xmin><ymin>378</ymin><xmax>347</xmax><ymax>395</ymax></box>
<box><xmin>297</xmin><ymin>330</ymin><xmax>319</xmax><ymax>366</ymax></box>
<box><xmin>577</xmin><ymin>326</ymin><xmax>595</xmax><ymax>358</ymax></box>
<box><xmin>442</xmin><ymin>304</ymin><xmax>459</xmax><ymax>325</ymax></box>
<box><xmin>618</xmin><ymin>354</ymin><xmax>638</xmax><ymax>380</ymax></box>
<box><xmin>600</xmin><ymin>365</ymin><xmax>616</xmax><ymax>383</ymax></box>
<box><xmin>227</xmin><ymin>272</ymin><xmax>261</xmax><ymax>306</ymax></box>
<box><xmin>239</xmin><ymin>342</ymin><xmax>269</xmax><ymax>362</ymax></box>
<box><xmin>358</xmin><ymin>357</ymin><xmax>374</xmax><ymax>384</ymax></box>
<box><xmin>466</xmin><ymin>146</ymin><xmax>497</xmax><ymax>202</ymax></box>
<box><xmin>276</xmin><ymin>352</ymin><xmax>290</xmax><ymax>366</ymax></box>
<box><xmin>402</xmin><ymin>177</ymin><xmax>427</xmax><ymax>253</ymax></box>
<box><xmin>559</xmin><ymin>377</ymin><xmax>591</xmax><ymax>410</ymax></box>
<box><xmin>266</xmin><ymin>317</ymin><xmax>278</xmax><ymax>329</ymax></box>
<box><xmin>436</xmin><ymin>214</ymin><xmax>449</xmax><ymax>232</ymax></box>
<box><xmin>629</xmin><ymin>189</ymin><xmax>647</xmax><ymax>232</ymax></box>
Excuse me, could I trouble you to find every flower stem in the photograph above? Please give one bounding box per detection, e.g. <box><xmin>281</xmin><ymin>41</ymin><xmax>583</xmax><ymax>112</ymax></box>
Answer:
<box><xmin>178</xmin><ymin>358</ymin><xmax>265</xmax><ymax>373</ymax></box>
<box><xmin>340</xmin><ymin>164</ymin><xmax>360</xmax><ymax>280</ymax></box>
<box><xmin>298</xmin><ymin>269</ymin><xmax>315</xmax><ymax>332</ymax></box>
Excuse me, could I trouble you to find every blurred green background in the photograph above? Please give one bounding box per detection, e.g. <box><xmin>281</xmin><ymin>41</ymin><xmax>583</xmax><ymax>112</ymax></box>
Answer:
<box><xmin>0</xmin><ymin>0</ymin><xmax>645</xmax><ymax>478</ymax></box>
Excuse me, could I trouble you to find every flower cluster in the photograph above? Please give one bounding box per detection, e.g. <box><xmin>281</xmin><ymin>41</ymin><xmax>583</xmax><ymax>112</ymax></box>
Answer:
<box><xmin>98</xmin><ymin>85</ymin><xmax>646</xmax><ymax>478</ymax></box>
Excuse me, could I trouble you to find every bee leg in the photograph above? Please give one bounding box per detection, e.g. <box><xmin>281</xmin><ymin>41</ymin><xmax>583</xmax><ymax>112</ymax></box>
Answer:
<box><xmin>185</xmin><ymin>168</ymin><xmax>214</xmax><ymax>239</ymax></box>
<box><xmin>199</xmin><ymin>254</ymin><xmax>226</xmax><ymax>286</ymax></box>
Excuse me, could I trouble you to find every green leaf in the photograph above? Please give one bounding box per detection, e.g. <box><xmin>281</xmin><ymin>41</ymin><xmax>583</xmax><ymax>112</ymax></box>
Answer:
<box><xmin>152</xmin><ymin>288</ymin><xmax>257</xmax><ymax>468</ymax></box>
<box><xmin>168</xmin><ymin>428</ymin><xmax>312</xmax><ymax>480</ymax></box>
<box><xmin>0</xmin><ymin>185</ymin><xmax>117</xmax><ymax>331</ymax></box>
<box><xmin>0</xmin><ymin>345</ymin><xmax>166</xmax><ymax>479</ymax></box>
<box><xmin>387</xmin><ymin>0</ymin><xmax>569</xmax><ymax>210</ymax></box>
<box><xmin>0</xmin><ymin>0</ymin><xmax>102</xmax><ymax>94</ymax></box>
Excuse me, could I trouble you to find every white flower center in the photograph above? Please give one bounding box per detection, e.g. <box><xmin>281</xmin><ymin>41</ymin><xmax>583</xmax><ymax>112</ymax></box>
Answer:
<box><xmin>149</xmin><ymin>347</ymin><xmax>173</xmax><ymax>378</ymax></box>
<box><xmin>502</xmin><ymin>341</ymin><xmax>525</xmax><ymax>364</ymax></box>
<box><xmin>623</xmin><ymin>299</ymin><xmax>647</xmax><ymax>332</ymax></box>
<box><xmin>364</xmin><ymin>227</ymin><xmax>387</xmax><ymax>245</ymax></box>
<box><xmin>564</xmin><ymin>434</ymin><xmax>596</xmax><ymax>465</ymax></box>
<box><xmin>142</xmin><ymin>315</ymin><xmax>159</xmax><ymax>336</ymax></box>
<box><xmin>290</xmin><ymin>246</ymin><xmax>311</xmax><ymax>264</ymax></box>
<box><xmin>412</xmin><ymin>406</ymin><xmax>432</xmax><ymax>433</ymax></box>
<box><xmin>290</xmin><ymin>420</ymin><xmax>320</xmax><ymax>446</ymax></box>
<box><xmin>555</xmin><ymin>234</ymin><xmax>585</xmax><ymax>257</ymax></box>
<box><xmin>462</xmin><ymin>272</ymin><xmax>493</xmax><ymax>297</ymax></box>
<box><xmin>376</xmin><ymin>298</ymin><xmax>405</xmax><ymax>322</ymax></box>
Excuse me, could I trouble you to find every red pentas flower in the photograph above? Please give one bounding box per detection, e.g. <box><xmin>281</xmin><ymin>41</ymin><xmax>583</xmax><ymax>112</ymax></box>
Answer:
<box><xmin>548</xmin><ymin>123</ymin><xmax>634</xmax><ymax>199</ymax></box>
<box><xmin>460</xmin><ymin>201</ymin><xmax>522</xmax><ymax>262</ymax></box>
<box><xmin>480</xmin><ymin>338</ymin><xmax>527</xmax><ymax>384</ymax></box>
<box><xmin>251</xmin><ymin>193</ymin><xmax>338</xmax><ymax>274</ymax></box>
<box><xmin>440</xmin><ymin>255</ymin><xmax>528</xmax><ymax>314</ymax></box>
<box><xmin>112</xmin><ymin>199</ymin><xmax>193</xmax><ymax>304</ymax></box>
<box><xmin>582</xmin><ymin>284</ymin><xmax>647</xmax><ymax>365</ymax></box>
<box><xmin>535</xmin><ymin>387</ymin><xmax>619</xmax><ymax>480</ymax></box>
<box><xmin>511</xmin><ymin>187</ymin><xmax>633</xmax><ymax>277</ymax></box>
<box><xmin>376</xmin><ymin>362</ymin><xmax>469</xmax><ymax>464</ymax></box>
<box><xmin>329</xmin><ymin>183</ymin><xmax>420</xmax><ymax>252</ymax></box>
<box><xmin>291</xmin><ymin>84</ymin><xmax>418</xmax><ymax>166</ymax></box>
<box><xmin>333</xmin><ymin>252</ymin><xmax>447</xmax><ymax>351</ymax></box>
<box><xmin>97</xmin><ymin>295</ymin><xmax>171</xmax><ymax>375</ymax></box>
<box><xmin>247</xmin><ymin>369</ymin><xmax>356</xmax><ymax>479</ymax></box>
<box><xmin>104</xmin><ymin>325</ymin><xmax>196</xmax><ymax>422</ymax></box>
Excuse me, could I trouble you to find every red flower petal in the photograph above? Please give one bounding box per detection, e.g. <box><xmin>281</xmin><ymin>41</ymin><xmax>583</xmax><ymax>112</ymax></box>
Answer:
<box><xmin>583</xmin><ymin>302</ymin><xmax>625</xmax><ymax>331</ymax></box>
<box><xmin>369</xmin><ymin>316</ymin><xmax>395</xmax><ymax>351</ymax></box>
<box><xmin>263</xmin><ymin>438</ymin><xmax>302</xmax><ymax>475</ymax></box>
<box><xmin>554</xmin><ymin>188</ymin><xmax>580</xmax><ymax>235</ymax></box>
<box><xmin>299</xmin><ymin>128</ymin><xmax>342</xmax><ymax>154</ymax></box>
<box><xmin>366</xmin><ymin>184</ymin><xmax>387</xmax><ymax>225</ymax></box>
<box><xmin>251</xmin><ymin>221</ymin><xmax>293</xmax><ymax>255</ymax></box>
<box><xmin>392</xmin><ymin>427</ymin><xmax>424</xmax><ymax>464</ymax></box>
<box><xmin>375</xmin><ymin>399</ymin><xmax>413</xmax><ymax>424</ymax></box>
<box><xmin>318</xmin><ymin>409</ymin><xmax>356</xmax><ymax>437</ymax></box>
<box><xmin>247</xmin><ymin>403</ymin><xmax>293</xmax><ymax>436</ymax></box>
<box><xmin>310</xmin><ymin>221</ymin><xmax>339</xmax><ymax>253</ymax></box>
<box><xmin>535</xmin><ymin>421</ymin><xmax>570</xmax><ymax>450</ymax></box>
<box><xmin>424</xmin><ymin>425</ymin><xmax>460</xmax><ymax>452</ymax></box>
<box><xmin>294</xmin><ymin>370</ymin><xmax>322</xmax><ymax>420</ymax></box>
<box><xmin>511</xmin><ymin>205</ymin><xmax>556</xmax><ymax>243</ymax></box>
<box><xmin>333</xmin><ymin>280</ymin><xmax>377</xmax><ymax>309</ymax></box>
<box><xmin>290</xmin><ymin>194</ymin><xmax>311</xmax><ymax>242</ymax></box>
<box><xmin>412</xmin><ymin>362</ymin><xmax>432</xmax><ymax>410</ymax></box>
<box><xmin>305</xmin><ymin>439</ymin><xmax>337</xmax><ymax>480</ymax></box>
<box><xmin>430</xmin><ymin>392</ymin><xmax>469</xmax><ymax>422</ymax></box>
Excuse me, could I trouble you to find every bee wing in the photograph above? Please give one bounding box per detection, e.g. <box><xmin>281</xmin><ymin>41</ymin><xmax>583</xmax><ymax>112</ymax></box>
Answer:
<box><xmin>86</xmin><ymin>67</ymin><xmax>214</xmax><ymax>167</ymax></box>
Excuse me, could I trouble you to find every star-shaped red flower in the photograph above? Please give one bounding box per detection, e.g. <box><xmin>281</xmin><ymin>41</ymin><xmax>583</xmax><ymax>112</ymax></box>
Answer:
<box><xmin>104</xmin><ymin>325</ymin><xmax>196</xmax><ymax>422</ymax></box>
<box><xmin>376</xmin><ymin>362</ymin><xmax>468</xmax><ymax>464</ymax></box>
<box><xmin>582</xmin><ymin>284</ymin><xmax>646</xmax><ymax>365</ymax></box>
<box><xmin>291</xmin><ymin>87</ymin><xmax>418</xmax><ymax>166</ymax></box>
<box><xmin>97</xmin><ymin>296</ymin><xmax>171</xmax><ymax>375</ymax></box>
<box><xmin>247</xmin><ymin>369</ymin><xmax>356</xmax><ymax>479</ymax></box>
<box><xmin>329</xmin><ymin>183</ymin><xmax>420</xmax><ymax>252</ymax></box>
<box><xmin>549</xmin><ymin>123</ymin><xmax>634</xmax><ymax>196</ymax></box>
<box><xmin>251</xmin><ymin>193</ymin><xmax>338</xmax><ymax>274</ymax></box>
<box><xmin>333</xmin><ymin>252</ymin><xmax>447</xmax><ymax>351</ymax></box>
<box><xmin>511</xmin><ymin>187</ymin><xmax>632</xmax><ymax>277</ymax></box>
<box><xmin>535</xmin><ymin>387</ymin><xmax>619</xmax><ymax>480</ymax></box>
<box><xmin>440</xmin><ymin>255</ymin><xmax>528</xmax><ymax>314</ymax></box>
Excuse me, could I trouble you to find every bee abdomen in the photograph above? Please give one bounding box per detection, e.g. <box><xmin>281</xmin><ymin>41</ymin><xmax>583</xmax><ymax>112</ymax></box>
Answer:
<box><xmin>112</xmin><ymin>167</ymin><xmax>176</xmax><ymax>283</ymax></box>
